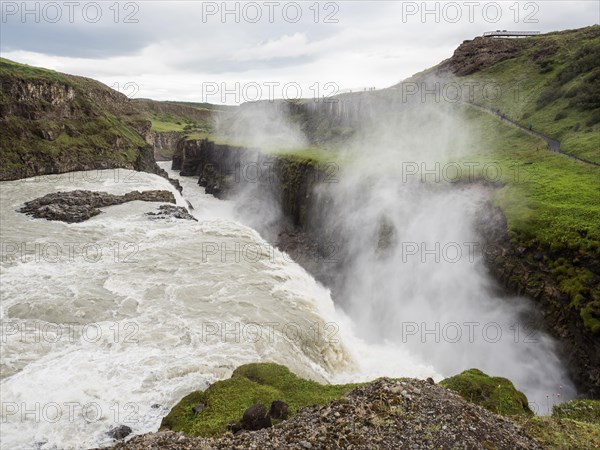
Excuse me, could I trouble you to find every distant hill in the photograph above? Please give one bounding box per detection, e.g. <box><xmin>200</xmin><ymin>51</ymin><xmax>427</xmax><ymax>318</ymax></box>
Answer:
<box><xmin>434</xmin><ymin>25</ymin><xmax>600</xmax><ymax>164</ymax></box>
<box><xmin>0</xmin><ymin>58</ymin><xmax>224</xmax><ymax>180</ymax></box>
<box><xmin>0</xmin><ymin>58</ymin><xmax>153</xmax><ymax>180</ymax></box>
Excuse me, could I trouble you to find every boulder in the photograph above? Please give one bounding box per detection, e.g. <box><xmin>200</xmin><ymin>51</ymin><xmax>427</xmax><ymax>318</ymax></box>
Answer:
<box><xmin>227</xmin><ymin>422</ymin><xmax>243</xmax><ymax>434</ymax></box>
<box><xmin>269</xmin><ymin>400</ymin><xmax>289</xmax><ymax>420</ymax></box>
<box><xmin>108</xmin><ymin>425</ymin><xmax>132</xmax><ymax>440</ymax></box>
<box><xmin>146</xmin><ymin>205</ymin><xmax>197</xmax><ymax>221</ymax></box>
<box><xmin>242</xmin><ymin>404</ymin><xmax>272</xmax><ymax>431</ymax></box>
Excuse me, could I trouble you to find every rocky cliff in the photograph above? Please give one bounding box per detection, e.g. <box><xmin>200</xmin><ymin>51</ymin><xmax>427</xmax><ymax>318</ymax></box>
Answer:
<box><xmin>107</xmin><ymin>363</ymin><xmax>600</xmax><ymax>449</ymax></box>
<box><xmin>151</xmin><ymin>131</ymin><xmax>186</xmax><ymax>161</ymax></box>
<box><xmin>171</xmin><ymin>138</ymin><xmax>343</xmax><ymax>284</ymax></box>
<box><xmin>0</xmin><ymin>58</ymin><xmax>161</xmax><ymax>181</ymax></box>
<box><xmin>476</xmin><ymin>204</ymin><xmax>600</xmax><ymax>398</ymax></box>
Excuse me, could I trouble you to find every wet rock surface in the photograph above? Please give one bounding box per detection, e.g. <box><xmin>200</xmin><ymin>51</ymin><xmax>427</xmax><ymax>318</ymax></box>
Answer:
<box><xmin>476</xmin><ymin>202</ymin><xmax>600</xmax><ymax>398</ymax></box>
<box><xmin>269</xmin><ymin>400</ymin><xmax>290</xmax><ymax>420</ymax></box>
<box><xmin>20</xmin><ymin>189</ymin><xmax>176</xmax><ymax>223</ymax></box>
<box><xmin>108</xmin><ymin>425</ymin><xmax>132</xmax><ymax>440</ymax></box>
<box><xmin>146</xmin><ymin>204</ymin><xmax>197</xmax><ymax>221</ymax></box>
<box><xmin>108</xmin><ymin>379</ymin><xmax>542</xmax><ymax>450</ymax></box>
<box><xmin>241</xmin><ymin>404</ymin><xmax>272</xmax><ymax>431</ymax></box>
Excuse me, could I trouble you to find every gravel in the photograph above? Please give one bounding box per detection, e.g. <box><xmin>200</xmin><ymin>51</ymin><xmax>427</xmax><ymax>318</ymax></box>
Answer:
<box><xmin>107</xmin><ymin>378</ymin><xmax>542</xmax><ymax>450</ymax></box>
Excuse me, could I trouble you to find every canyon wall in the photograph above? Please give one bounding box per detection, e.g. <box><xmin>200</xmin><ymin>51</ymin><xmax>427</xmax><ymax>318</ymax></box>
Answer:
<box><xmin>172</xmin><ymin>137</ymin><xmax>600</xmax><ymax>398</ymax></box>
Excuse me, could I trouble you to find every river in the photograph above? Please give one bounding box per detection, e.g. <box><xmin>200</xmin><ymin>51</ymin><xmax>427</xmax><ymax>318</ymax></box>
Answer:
<box><xmin>0</xmin><ymin>163</ymin><xmax>438</xmax><ymax>449</ymax></box>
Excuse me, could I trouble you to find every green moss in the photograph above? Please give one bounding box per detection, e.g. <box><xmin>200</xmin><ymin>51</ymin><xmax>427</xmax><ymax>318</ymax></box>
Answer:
<box><xmin>268</xmin><ymin>146</ymin><xmax>343</xmax><ymax>165</ymax></box>
<box><xmin>440</xmin><ymin>369</ymin><xmax>533</xmax><ymax>417</ymax></box>
<box><xmin>183</xmin><ymin>133</ymin><xmax>249</xmax><ymax>147</ymax></box>
<box><xmin>160</xmin><ymin>362</ymin><xmax>360</xmax><ymax>437</ymax></box>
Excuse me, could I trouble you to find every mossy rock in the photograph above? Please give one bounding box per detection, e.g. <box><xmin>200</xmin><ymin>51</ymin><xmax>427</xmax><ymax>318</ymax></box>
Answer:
<box><xmin>440</xmin><ymin>368</ymin><xmax>533</xmax><ymax>417</ymax></box>
<box><xmin>160</xmin><ymin>362</ymin><xmax>359</xmax><ymax>437</ymax></box>
<box><xmin>552</xmin><ymin>399</ymin><xmax>600</xmax><ymax>424</ymax></box>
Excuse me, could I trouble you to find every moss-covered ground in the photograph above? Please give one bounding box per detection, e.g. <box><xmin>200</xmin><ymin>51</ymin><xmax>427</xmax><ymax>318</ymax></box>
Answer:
<box><xmin>160</xmin><ymin>362</ymin><xmax>360</xmax><ymax>437</ymax></box>
<box><xmin>439</xmin><ymin>368</ymin><xmax>533</xmax><ymax>417</ymax></box>
<box><xmin>162</xmin><ymin>363</ymin><xmax>599</xmax><ymax>448</ymax></box>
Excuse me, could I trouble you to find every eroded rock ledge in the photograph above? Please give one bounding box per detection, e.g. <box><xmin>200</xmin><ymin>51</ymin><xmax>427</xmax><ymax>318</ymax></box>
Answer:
<box><xmin>146</xmin><ymin>204</ymin><xmax>197</xmax><ymax>222</ymax></box>
<box><xmin>19</xmin><ymin>189</ymin><xmax>176</xmax><ymax>223</ymax></box>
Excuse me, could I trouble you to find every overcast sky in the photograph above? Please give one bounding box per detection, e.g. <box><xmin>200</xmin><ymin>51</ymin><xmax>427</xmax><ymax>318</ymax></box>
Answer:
<box><xmin>1</xmin><ymin>1</ymin><xmax>598</xmax><ymax>103</ymax></box>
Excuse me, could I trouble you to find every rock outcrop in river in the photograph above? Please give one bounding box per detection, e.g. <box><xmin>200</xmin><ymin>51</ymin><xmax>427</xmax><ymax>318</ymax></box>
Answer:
<box><xmin>20</xmin><ymin>189</ymin><xmax>176</xmax><ymax>223</ymax></box>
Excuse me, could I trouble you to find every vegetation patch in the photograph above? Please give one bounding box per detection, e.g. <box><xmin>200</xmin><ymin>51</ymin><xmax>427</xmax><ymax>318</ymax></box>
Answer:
<box><xmin>160</xmin><ymin>362</ymin><xmax>360</xmax><ymax>437</ymax></box>
<box><xmin>552</xmin><ymin>399</ymin><xmax>600</xmax><ymax>424</ymax></box>
<box><xmin>454</xmin><ymin>106</ymin><xmax>600</xmax><ymax>333</ymax></box>
<box><xmin>0</xmin><ymin>58</ymin><xmax>152</xmax><ymax>180</ymax></box>
<box><xmin>459</xmin><ymin>25</ymin><xmax>600</xmax><ymax>163</ymax></box>
<box><xmin>440</xmin><ymin>368</ymin><xmax>533</xmax><ymax>417</ymax></box>
<box><xmin>520</xmin><ymin>416</ymin><xmax>600</xmax><ymax>449</ymax></box>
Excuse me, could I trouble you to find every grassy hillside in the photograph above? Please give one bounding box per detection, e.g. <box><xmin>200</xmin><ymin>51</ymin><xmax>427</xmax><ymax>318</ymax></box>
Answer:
<box><xmin>0</xmin><ymin>58</ymin><xmax>153</xmax><ymax>180</ymax></box>
<box><xmin>472</xmin><ymin>109</ymin><xmax>599</xmax><ymax>333</ymax></box>
<box><xmin>132</xmin><ymin>99</ymin><xmax>221</xmax><ymax>135</ymax></box>
<box><xmin>275</xmin><ymin>26</ymin><xmax>600</xmax><ymax>334</ymax></box>
<box><xmin>451</xmin><ymin>26</ymin><xmax>600</xmax><ymax>164</ymax></box>
<box><xmin>437</xmin><ymin>28</ymin><xmax>600</xmax><ymax>334</ymax></box>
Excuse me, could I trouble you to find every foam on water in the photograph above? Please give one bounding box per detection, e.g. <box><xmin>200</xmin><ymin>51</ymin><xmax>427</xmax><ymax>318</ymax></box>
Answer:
<box><xmin>0</xmin><ymin>167</ymin><xmax>368</xmax><ymax>449</ymax></box>
<box><xmin>6</xmin><ymin>162</ymin><xmax>560</xmax><ymax>449</ymax></box>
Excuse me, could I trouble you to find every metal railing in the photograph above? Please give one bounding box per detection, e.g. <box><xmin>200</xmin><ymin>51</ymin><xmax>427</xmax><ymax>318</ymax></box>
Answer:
<box><xmin>483</xmin><ymin>30</ymin><xmax>541</xmax><ymax>37</ymax></box>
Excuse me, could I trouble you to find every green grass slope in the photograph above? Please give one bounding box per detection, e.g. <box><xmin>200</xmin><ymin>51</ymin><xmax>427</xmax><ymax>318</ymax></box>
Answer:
<box><xmin>453</xmin><ymin>26</ymin><xmax>600</xmax><ymax>164</ymax></box>
<box><xmin>132</xmin><ymin>99</ymin><xmax>221</xmax><ymax>135</ymax></box>
<box><xmin>438</xmin><ymin>27</ymin><xmax>600</xmax><ymax>334</ymax></box>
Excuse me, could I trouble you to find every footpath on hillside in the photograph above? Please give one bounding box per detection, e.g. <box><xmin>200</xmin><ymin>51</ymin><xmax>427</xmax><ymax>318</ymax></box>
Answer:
<box><xmin>468</xmin><ymin>103</ymin><xmax>599</xmax><ymax>167</ymax></box>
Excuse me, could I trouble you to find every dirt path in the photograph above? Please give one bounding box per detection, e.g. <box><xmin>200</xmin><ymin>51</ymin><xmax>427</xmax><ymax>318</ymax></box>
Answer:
<box><xmin>468</xmin><ymin>103</ymin><xmax>599</xmax><ymax>167</ymax></box>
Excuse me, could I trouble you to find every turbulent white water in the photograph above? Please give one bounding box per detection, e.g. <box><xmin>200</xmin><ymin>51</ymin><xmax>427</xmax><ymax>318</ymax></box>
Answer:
<box><xmin>0</xmin><ymin>164</ymin><xmax>438</xmax><ymax>449</ymax></box>
<box><xmin>321</xmin><ymin>173</ymin><xmax>576</xmax><ymax>411</ymax></box>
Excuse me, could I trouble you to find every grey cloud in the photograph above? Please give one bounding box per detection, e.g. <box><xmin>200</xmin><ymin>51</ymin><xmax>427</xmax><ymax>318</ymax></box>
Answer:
<box><xmin>1</xmin><ymin>22</ymin><xmax>150</xmax><ymax>58</ymax></box>
<box><xmin>172</xmin><ymin>54</ymin><xmax>316</xmax><ymax>74</ymax></box>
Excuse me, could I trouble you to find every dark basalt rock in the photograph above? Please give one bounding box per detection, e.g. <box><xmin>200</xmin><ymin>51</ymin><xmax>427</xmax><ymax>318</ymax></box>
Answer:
<box><xmin>227</xmin><ymin>422</ymin><xmax>243</xmax><ymax>434</ymax></box>
<box><xmin>242</xmin><ymin>404</ymin><xmax>272</xmax><ymax>431</ymax></box>
<box><xmin>19</xmin><ymin>189</ymin><xmax>176</xmax><ymax>223</ymax></box>
<box><xmin>108</xmin><ymin>425</ymin><xmax>132</xmax><ymax>440</ymax></box>
<box><xmin>269</xmin><ymin>400</ymin><xmax>289</xmax><ymax>420</ymax></box>
<box><xmin>146</xmin><ymin>205</ymin><xmax>197</xmax><ymax>221</ymax></box>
